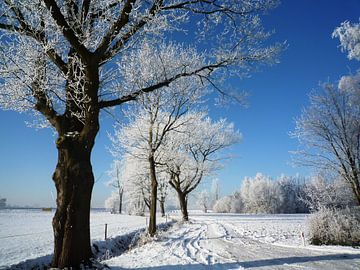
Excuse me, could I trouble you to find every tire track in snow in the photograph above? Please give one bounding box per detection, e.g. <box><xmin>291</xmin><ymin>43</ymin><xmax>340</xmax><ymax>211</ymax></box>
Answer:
<box><xmin>106</xmin><ymin>215</ymin><xmax>360</xmax><ymax>270</ymax></box>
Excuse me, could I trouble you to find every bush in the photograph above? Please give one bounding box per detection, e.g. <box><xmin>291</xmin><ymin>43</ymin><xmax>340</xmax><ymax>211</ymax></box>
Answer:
<box><xmin>213</xmin><ymin>196</ymin><xmax>232</xmax><ymax>213</ymax></box>
<box><xmin>308</xmin><ymin>207</ymin><xmax>360</xmax><ymax>246</ymax></box>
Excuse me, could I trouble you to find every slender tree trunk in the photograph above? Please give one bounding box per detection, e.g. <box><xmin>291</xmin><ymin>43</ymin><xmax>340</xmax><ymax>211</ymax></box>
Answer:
<box><xmin>160</xmin><ymin>199</ymin><xmax>165</xmax><ymax>217</ymax></box>
<box><xmin>119</xmin><ymin>189</ymin><xmax>123</xmax><ymax>214</ymax></box>
<box><xmin>148</xmin><ymin>154</ymin><xmax>158</xmax><ymax>236</ymax></box>
<box><xmin>52</xmin><ymin>136</ymin><xmax>96</xmax><ymax>268</ymax></box>
<box><xmin>177</xmin><ymin>191</ymin><xmax>189</xmax><ymax>221</ymax></box>
<box><xmin>351</xmin><ymin>181</ymin><xmax>360</xmax><ymax>206</ymax></box>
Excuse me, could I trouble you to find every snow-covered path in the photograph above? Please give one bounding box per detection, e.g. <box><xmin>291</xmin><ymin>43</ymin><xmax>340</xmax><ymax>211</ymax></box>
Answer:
<box><xmin>105</xmin><ymin>214</ymin><xmax>360</xmax><ymax>270</ymax></box>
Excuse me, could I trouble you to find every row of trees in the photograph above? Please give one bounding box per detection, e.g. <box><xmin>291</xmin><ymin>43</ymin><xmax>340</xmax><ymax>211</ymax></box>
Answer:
<box><xmin>212</xmin><ymin>173</ymin><xmax>308</xmax><ymax>214</ymax></box>
<box><xmin>106</xmin><ymin>86</ymin><xmax>240</xmax><ymax>235</ymax></box>
<box><xmin>211</xmin><ymin>173</ymin><xmax>356</xmax><ymax>214</ymax></box>
<box><xmin>0</xmin><ymin>1</ymin><xmax>281</xmax><ymax>267</ymax></box>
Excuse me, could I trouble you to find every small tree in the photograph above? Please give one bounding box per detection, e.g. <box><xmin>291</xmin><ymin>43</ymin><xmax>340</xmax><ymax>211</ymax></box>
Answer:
<box><xmin>167</xmin><ymin>114</ymin><xmax>241</xmax><ymax>220</ymax></box>
<box><xmin>211</xmin><ymin>178</ymin><xmax>221</xmax><ymax>206</ymax></box>
<box><xmin>107</xmin><ymin>160</ymin><xmax>124</xmax><ymax>214</ymax></box>
<box><xmin>197</xmin><ymin>190</ymin><xmax>210</xmax><ymax>213</ymax></box>
<box><xmin>104</xmin><ymin>191</ymin><xmax>120</xmax><ymax>213</ymax></box>
<box><xmin>157</xmin><ymin>171</ymin><xmax>169</xmax><ymax>217</ymax></box>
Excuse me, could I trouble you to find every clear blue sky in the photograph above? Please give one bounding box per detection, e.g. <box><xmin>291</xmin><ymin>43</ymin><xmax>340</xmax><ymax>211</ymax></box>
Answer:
<box><xmin>0</xmin><ymin>0</ymin><xmax>359</xmax><ymax>207</ymax></box>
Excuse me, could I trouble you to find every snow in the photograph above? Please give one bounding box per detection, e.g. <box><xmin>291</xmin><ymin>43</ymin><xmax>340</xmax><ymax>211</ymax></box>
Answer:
<box><xmin>2</xmin><ymin>211</ymin><xmax>360</xmax><ymax>270</ymax></box>
<box><xmin>105</xmin><ymin>213</ymin><xmax>360</xmax><ymax>269</ymax></box>
<box><xmin>0</xmin><ymin>209</ymin><xmax>151</xmax><ymax>269</ymax></box>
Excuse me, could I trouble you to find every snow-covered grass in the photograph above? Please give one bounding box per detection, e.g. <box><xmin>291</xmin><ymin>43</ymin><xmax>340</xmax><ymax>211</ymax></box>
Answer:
<box><xmin>0</xmin><ymin>209</ymin><xmax>154</xmax><ymax>269</ymax></box>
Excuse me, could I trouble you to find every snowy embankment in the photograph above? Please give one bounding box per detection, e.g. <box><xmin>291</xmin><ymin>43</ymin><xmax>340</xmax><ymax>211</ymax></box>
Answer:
<box><xmin>0</xmin><ymin>209</ymin><xmax>168</xmax><ymax>269</ymax></box>
<box><xmin>105</xmin><ymin>213</ymin><xmax>360</xmax><ymax>270</ymax></box>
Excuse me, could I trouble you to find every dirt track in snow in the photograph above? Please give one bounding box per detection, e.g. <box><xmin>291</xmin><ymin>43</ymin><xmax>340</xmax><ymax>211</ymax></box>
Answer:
<box><xmin>106</xmin><ymin>214</ymin><xmax>360</xmax><ymax>270</ymax></box>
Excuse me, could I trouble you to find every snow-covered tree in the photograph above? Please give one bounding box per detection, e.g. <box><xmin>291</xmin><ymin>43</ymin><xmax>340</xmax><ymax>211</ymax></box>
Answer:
<box><xmin>211</xmin><ymin>178</ymin><xmax>221</xmax><ymax>204</ymax></box>
<box><xmin>240</xmin><ymin>173</ymin><xmax>284</xmax><ymax>214</ymax></box>
<box><xmin>301</xmin><ymin>175</ymin><xmax>356</xmax><ymax>211</ymax></box>
<box><xmin>0</xmin><ymin>1</ymin><xmax>281</xmax><ymax>267</ymax></box>
<box><xmin>117</xmin><ymin>154</ymin><xmax>149</xmax><ymax>215</ymax></box>
<box><xmin>230</xmin><ymin>191</ymin><xmax>244</xmax><ymax>213</ymax></box>
<box><xmin>277</xmin><ymin>174</ymin><xmax>308</xmax><ymax>213</ymax></box>
<box><xmin>293</xmin><ymin>84</ymin><xmax>360</xmax><ymax>205</ymax></box>
<box><xmin>106</xmin><ymin>160</ymin><xmax>124</xmax><ymax>214</ymax></box>
<box><xmin>104</xmin><ymin>191</ymin><xmax>120</xmax><ymax>214</ymax></box>
<box><xmin>213</xmin><ymin>196</ymin><xmax>232</xmax><ymax>213</ymax></box>
<box><xmin>213</xmin><ymin>174</ymin><xmax>308</xmax><ymax>214</ymax></box>
<box><xmin>293</xmin><ymin>20</ymin><xmax>360</xmax><ymax>207</ymax></box>
<box><xmin>333</xmin><ymin>20</ymin><xmax>360</xmax><ymax>61</ymax></box>
<box><xmin>110</xmin><ymin>77</ymin><xmax>204</xmax><ymax>235</ymax></box>
<box><xmin>197</xmin><ymin>190</ymin><xmax>210</xmax><ymax>213</ymax></box>
<box><xmin>167</xmin><ymin>114</ymin><xmax>241</xmax><ymax>220</ymax></box>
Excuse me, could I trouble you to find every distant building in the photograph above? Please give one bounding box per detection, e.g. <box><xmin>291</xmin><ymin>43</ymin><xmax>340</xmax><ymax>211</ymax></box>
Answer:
<box><xmin>0</xmin><ymin>198</ymin><xmax>6</xmax><ymax>208</ymax></box>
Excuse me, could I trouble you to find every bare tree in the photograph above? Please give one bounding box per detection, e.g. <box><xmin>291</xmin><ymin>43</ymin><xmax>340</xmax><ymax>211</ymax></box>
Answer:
<box><xmin>167</xmin><ymin>114</ymin><xmax>241</xmax><ymax>220</ymax></box>
<box><xmin>107</xmin><ymin>160</ymin><xmax>124</xmax><ymax>214</ymax></box>
<box><xmin>293</xmin><ymin>85</ymin><xmax>360</xmax><ymax>205</ymax></box>
<box><xmin>0</xmin><ymin>1</ymin><xmax>280</xmax><ymax>267</ymax></box>
<box><xmin>197</xmin><ymin>190</ymin><xmax>210</xmax><ymax>213</ymax></box>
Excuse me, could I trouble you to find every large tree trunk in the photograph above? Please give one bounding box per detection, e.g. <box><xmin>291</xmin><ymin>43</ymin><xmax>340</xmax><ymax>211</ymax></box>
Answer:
<box><xmin>148</xmin><ymin>154</ymin><xmax>158</xmax><ymax>236</ymax></box>
<box><xmin>177</xmin><ymin>191</ymin><xmax>189</xmax><ymax>221</ymax></box>
<box><xmin>51</xmin><ymin>128</ymin><xmax>97</xmax><ymax>268</ymax></box>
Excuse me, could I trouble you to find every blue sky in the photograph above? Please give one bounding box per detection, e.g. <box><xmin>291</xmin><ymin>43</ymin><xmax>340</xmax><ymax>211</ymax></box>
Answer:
<box><xmin>0</xmin><ymin>0</ymin><xmax>359</xmax><ymax>207</ymax></box>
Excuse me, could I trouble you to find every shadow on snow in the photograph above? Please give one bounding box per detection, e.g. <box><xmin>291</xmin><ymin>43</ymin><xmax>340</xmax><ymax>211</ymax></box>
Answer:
<box><xmin>110</xmin><ymin>253</ymin><xmax>360</xmax><ymax>269</ymax></box>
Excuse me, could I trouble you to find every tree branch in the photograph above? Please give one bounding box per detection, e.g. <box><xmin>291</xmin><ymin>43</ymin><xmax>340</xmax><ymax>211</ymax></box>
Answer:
<box><xmin>95</xmin><ymin>0</ymin><xmax>137</xmax><ymax>57</ymax></box>
<box><xmin>42</xmin><ymin>0</ymin><xmax>89</xmax><ymax>59</ymax></box>
<box><xmin>98</xmin><ymin>60</ymin><xmax>227</xmax><ymax>108</ymax></box>
<box><xmin>98</xmin><ymin>0</ymin><xmax>163</xmax><ymax>62</ymax></box>
<box><xmin>0</xmin><ymin>5</ymin><xmax>69</xmax><ymax>75</ymax></box>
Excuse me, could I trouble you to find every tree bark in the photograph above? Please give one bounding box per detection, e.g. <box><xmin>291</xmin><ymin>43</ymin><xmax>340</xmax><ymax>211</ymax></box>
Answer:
<box><xmin>160</xmin><ymin>199</ymin><xmax>165</xmax><ymax>217</ymax></box>
<box><xmin>51</xmin><ymin>126</ymin><xmax>98</xmax><ymax>268</ymax></box>
<box><xmin>52</xmin><ymin>105</ymin><xmax>99</xmax><ymax>269</ymax></box>
<box><xmin>177</xmin><ymin>192</ymin><xmax>189</xmax><ymax>221</ymax></box>
<box><xmin>148</xmin><ymin>154</ymin><xmax>158</xmax><ymax>236</ymax></box>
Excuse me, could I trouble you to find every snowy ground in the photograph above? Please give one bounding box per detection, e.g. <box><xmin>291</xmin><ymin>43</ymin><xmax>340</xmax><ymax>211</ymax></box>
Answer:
<box><xmin>0</xmin><ymin>209</ymin><xmax>153</xmax><ymax>269</ymax></box>
<box><xmin>105</xmin><ymin>213</ymin><xmax>360</xmax><ymax>269</ymax></box>
<box><xmin>1</xmin><ymin>211</ymin><xmax>360</xmax><ymax>269</ymax></box>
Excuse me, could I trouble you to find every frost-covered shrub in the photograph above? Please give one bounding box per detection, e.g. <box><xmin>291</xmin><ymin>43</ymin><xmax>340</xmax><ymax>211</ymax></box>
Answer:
<box><xmin>105</xmin><ymin>191</ymin><xmax>120</xmax><ymax>213</ymax></box>
<box><xmin>308</xmin><ymin>207</ymin><xmax>360</xmax><ymax>246</ymax></box>
<box><xmin>301</xmin><ymin>175</ymin><xmax>356</xmax><ymax>211</ymax></box>
<box><xmin>213</xmin><ymin>196</ymin><xmax>232</xmax><ymax>213</ymax></box>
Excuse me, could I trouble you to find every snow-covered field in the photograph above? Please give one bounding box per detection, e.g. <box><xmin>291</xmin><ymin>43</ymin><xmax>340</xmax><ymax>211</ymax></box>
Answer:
<box><xmin>1</xmin><ymin>210</ymin><xmax>360</xmax><ymax>270</ymax></box>
<box><xmin>0</xmin><ymin>209</ymin><xmax>151</xmax><ymax>269</ymax></box>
